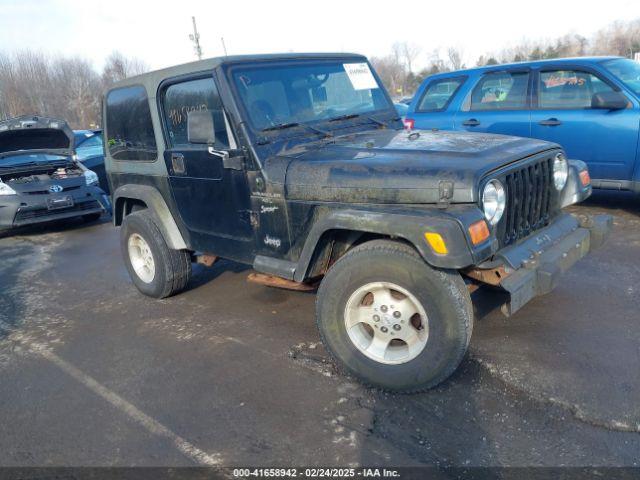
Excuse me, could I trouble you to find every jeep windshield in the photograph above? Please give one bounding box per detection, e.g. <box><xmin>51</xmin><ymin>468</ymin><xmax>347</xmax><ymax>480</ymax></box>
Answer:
<box><xmin>230</xmin><ymin>60</ymin><xmax>396</xmax><ymax>135</ymax></box>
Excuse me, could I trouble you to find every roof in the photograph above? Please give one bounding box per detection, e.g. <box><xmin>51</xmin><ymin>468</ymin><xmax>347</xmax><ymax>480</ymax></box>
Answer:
<box><xmin>110</xmin><ymin>52</ymin><xmax>366</xmax><ymax>91</ymax></box>
<box><xmin>427</xmin><ymin>56</ymin><xmax>624</xmax><ymax>79</ymax></box>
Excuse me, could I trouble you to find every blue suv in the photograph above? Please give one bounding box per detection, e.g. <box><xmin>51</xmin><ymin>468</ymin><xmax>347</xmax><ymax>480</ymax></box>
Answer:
<box><xmin>406</xmin><ymin>57</ymin><xmax>640</xmax><ymax>192</ymax></box>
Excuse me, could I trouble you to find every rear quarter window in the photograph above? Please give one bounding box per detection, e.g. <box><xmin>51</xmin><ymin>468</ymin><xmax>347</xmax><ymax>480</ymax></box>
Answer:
<box><xmin>416</xmin><ymin>77</ymin><xmax>466</xmax><ymax>112</ymax></box>
<box><xmin>105</xmin><ymin>85</ymin><xmax>157</xmax><ymax>161</ymax></box>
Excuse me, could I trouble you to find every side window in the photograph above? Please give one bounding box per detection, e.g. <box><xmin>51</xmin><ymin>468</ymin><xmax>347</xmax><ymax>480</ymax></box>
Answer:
<box><xmin>75</xmin><ymin>134</ymin><xmax>103</xmax><ymax>161</ymax></box>
<box><xmin>162</xmin><ymin>77</ymin><xmax>229</xmax><ymax>149</ymax></box>
<box><xmin>470</xmin><ymin>71</ymin><xmax>530</xmax><ymax>111</ymax></box>
<box><xmin>105</xmin><ymin>86</ymin><xmax>157</xmax><ymax>161</ymax></box>
<box><xmin>539</xmin><ymin>70</ymin><xmax>615</xmax><ymax>109</ymax></box>
<box><xmin>417</xmin><ymin>77</ymin><xmax>465</xmax><ymax>112</ymax></box>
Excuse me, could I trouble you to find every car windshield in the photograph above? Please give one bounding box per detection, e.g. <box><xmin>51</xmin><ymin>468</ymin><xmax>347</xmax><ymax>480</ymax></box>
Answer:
<box><xmin>602</xmin><ymin>58</ymin><xmax>640</xmax><ymax>96</ymax></box>
<box><xmin>230</xmin><ymin>60</ymin><xmax>393</xmax><ymax>132</ymax></box>
<box><xmin>0</xmin><ymin>153</ymin><xmax>68</xmax><ymax>167</ymax></box>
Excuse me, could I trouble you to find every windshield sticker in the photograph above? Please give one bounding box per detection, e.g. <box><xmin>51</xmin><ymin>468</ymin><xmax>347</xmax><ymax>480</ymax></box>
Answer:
<box><xmin>343</xmin><ymin>63</ymin><xmax>378</xmax><ymax>91</ymax></box>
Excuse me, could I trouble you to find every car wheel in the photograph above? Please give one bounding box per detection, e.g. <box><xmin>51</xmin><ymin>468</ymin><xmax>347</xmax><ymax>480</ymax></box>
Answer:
<box><xmin>316</xmin><ymin>239</ymin><xmax>473</xmax><ymax>392</ymax></box>
<box><xmin>120</xmin><ymin>210</ymin><xmax>192</xmax><ymax>298</ymax></box>
<box><xmin>82</xmin><ymin>212</ymin><xmax>102</xmax><ymax>223</ymax></box>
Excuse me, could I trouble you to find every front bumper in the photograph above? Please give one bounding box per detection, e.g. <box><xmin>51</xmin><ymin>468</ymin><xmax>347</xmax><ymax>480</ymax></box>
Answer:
<box><xmin>472</xmin><ymin>212</ymin><xmax>612</xmax><ymax>316</ymax></box>
<box><xmin>0</xmin><ymin>186</ymin><xmax>111</xmax><ymax>231</ymax></box>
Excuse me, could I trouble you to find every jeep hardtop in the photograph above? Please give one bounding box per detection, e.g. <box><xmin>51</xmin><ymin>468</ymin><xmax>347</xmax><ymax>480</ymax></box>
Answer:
<box><xmin>104</xmin><ymin>53</ymin><xmax>611</xmax><ymax>391</ymax></box>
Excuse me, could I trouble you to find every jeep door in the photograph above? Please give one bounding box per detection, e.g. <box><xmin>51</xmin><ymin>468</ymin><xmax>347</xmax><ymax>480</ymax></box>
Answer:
<box><xmin>454</xmin><ymin>69</ymin><xmax>532</xmax><ymax>137</ymax></box>
<box><xmin>530</xmin><ymin>65</ymin><xmax>638</xmax><ymax>183</ymax></box>
<box><xmin>160</xmin><ymin>75</ymin><xmax>254</xmax><ymax>260</ymax></box>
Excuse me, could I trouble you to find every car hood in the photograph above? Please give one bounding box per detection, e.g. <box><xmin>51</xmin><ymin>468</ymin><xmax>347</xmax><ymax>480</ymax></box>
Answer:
<box><xmin>0</xmin><ymin>115</ymin><xmax>74</xmax><ymax>157</ymax></box>
<box><xmin>282</xmin><ymin>129</ymin><xmax>559</xmax><ymax>204</ymax></box>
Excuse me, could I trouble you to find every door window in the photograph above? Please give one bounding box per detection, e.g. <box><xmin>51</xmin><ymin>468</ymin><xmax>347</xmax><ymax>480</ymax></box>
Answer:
<box><xmin>538</xmin><ymin>70</ymin><xmax>615</xmax><ymax>109</ymax></box>
<box><xmin>162</xmin><ymin>77</ymin><xmax>230</xmax><ymax>149</ymax></box>
<box><xmin>416</xmin><ymin>77</ymin><xmax>466</xmax><ymax>112</ymax></box>
<box><xmin>105</xmin><ymin>85</ymin><xmax>157</xmax><ymax>161</ymax></box>
<box><xmin>470</xmin><ymin>71</ymin><xmax>530</xmax><ymax>110</ymax></box>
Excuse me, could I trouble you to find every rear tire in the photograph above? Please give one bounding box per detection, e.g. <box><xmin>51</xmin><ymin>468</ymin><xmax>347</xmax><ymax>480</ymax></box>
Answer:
<box><xmin>120</xmin><ymin>210</ymin><xmax>192</xmax><ymax>298</ymax></box>
<box><xmin>316</xmin><ymin>239</ymin><xmax>473</xmax><ymax>392</ymax></box>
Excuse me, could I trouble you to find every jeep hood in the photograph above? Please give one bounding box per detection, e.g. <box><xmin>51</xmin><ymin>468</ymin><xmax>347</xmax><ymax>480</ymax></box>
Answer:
<box><xmin>283</xmin><ymin>129</ymin><xmax>558</xmax><ymax>204</ymax></box>
<box><xmin>0</xmin><ymin>116</ymin><xmax>74</xmax><ymax>157</ymax></box>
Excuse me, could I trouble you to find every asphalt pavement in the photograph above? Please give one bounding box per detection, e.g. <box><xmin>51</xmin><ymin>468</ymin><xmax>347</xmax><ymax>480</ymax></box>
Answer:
<box><xmin>0</xmin><ymin>190</ymin><xmax>638</xmax><ymax>467</ymax></box>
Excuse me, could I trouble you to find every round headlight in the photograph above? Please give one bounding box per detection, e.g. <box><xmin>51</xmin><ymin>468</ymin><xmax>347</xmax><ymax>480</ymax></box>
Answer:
<box><xmin>553</xmin><ymin>153</ymin><xmax>568</xmax><ymax>190</ymax></box>
<box><xmin>482</xmin><ymin>179</ymin><xmax>506</xmax><ymax>226</ymax></box>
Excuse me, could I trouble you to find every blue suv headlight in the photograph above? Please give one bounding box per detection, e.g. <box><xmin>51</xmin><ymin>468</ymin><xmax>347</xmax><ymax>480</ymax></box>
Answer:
<box><xmin>84</xmin><ymin>170</ymin><xmax>99</xmax><ymax>186</ymax></box>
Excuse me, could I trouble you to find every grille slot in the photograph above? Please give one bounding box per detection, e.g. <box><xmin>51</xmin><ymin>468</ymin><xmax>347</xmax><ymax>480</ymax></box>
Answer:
<box><xmin>14</xmin><ymin>200</ymin><xmax>100</xmax><ymax>222</ymax></box>
<box><xmin>500</xmin><ymin>157</ymin><xmax>554</xmax><ymax>247</ymax></box>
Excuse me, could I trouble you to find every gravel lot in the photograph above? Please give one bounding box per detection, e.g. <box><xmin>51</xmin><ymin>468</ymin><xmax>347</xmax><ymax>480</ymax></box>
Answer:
<box><xmin>0</xmin><ymin>190</ymin><xmax>638</xmax><ymax>467</ymax></box>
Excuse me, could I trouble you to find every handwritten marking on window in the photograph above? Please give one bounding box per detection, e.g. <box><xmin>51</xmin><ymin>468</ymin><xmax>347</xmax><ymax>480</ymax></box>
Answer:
<box><xmin>168</xmin><ymin>104</ymin><xmax>208</xmax><ymax>127</ymax></box>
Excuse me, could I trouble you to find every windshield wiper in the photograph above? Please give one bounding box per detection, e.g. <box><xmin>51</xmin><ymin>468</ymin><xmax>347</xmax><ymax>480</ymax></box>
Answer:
<box><xmin>366</xmin><ymin>115</ymin><xmax>388</xmax><ymax>127</ymax></box>
<box><xmin>328</xmin><ymin>113</ymin><xmax>360</xmax><ymax>122</ymax></box>
<box><xmin>262</xmin><ymin>122</ymin><xmax>332</xmax><ymax>137</ymax></box>
<box><xmin>328</xmin><ymin>113</ymin><xmax>395</xmax><ymax>129</ymax></box>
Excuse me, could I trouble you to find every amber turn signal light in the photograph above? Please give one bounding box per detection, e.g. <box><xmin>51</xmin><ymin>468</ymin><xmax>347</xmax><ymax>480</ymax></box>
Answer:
<box><xmin>424</xmin><ymin>232</ymin><xmax>448</xmax><ymax>255</ymax></box>
<box><xmin>579</xmin><ymin>170</ymin><xmax>591</xmax><ymax>187</ymax></box>
<box><xmin>468</xmin><ymin>220</ymin><xmax>490</xmax><ymax>245</ymax></box>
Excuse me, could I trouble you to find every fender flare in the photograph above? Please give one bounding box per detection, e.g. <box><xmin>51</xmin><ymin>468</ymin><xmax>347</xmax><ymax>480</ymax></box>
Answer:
<box><xmin>113</xmin><ymin>184</ymin><xmax>188</xmax><ymax>250</ymax></box>
<box><xmin>292</xmin><ymin>208</ymin><xmax>478</xmax><ymax>283</ymax></box>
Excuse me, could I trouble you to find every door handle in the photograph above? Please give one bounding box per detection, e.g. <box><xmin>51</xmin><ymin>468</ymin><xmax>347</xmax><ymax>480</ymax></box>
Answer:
<box><xmin>171</xmin><ymin>153</ymin><xmax>185</xmax><ymax>174</ymax></box>
<box><xmin>538</xmin><ymin>118</ymin><xmax>562</xmax><ymax>126</ymax></box>
<box><xmin>463</xmin><ymin>118</ymin><xmax>480</xmax><ymax>126</ymax></box>
<box><xmin>208</xmin><ymin>146</ymin><xmax>244</xmax><ymax>170</ymax></box>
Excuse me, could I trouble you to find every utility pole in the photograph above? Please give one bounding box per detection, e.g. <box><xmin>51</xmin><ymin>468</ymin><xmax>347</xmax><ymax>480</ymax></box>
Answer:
<box><xmin>189</xmin><ymin>16</ymin><xmax>202</xmax><ymax>60</ymax></box>
<box><xmin>221</xmin><ymin>37</ymin><xmax>228</xmax><ymax>57</ymax></box>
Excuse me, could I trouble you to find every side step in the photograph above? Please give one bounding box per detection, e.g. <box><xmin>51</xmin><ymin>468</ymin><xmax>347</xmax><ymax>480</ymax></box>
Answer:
<box><xmin>247</xmin><ymin>273</ymin><xmax>317</xmax><ymax>292</ymax></box>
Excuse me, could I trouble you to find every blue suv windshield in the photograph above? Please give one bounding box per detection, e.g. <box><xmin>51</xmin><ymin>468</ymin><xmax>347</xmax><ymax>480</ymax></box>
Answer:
<box><xmin>230</xmin><ymin>60</ymin><xmax>393</xmax><ymax>132</ymax></box>
<box><xmin>602</xmin><ymin>58</ymin><xmax>640</xmax><ymax>96</ymax></box>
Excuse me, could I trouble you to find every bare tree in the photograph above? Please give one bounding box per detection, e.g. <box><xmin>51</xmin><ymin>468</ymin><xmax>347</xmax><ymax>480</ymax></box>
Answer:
<box><xmin>398</xmin><ymin>42</ymin><xmax>421</xmax><ymax>74</ymax></box>
<box><xmin>370</xmin><ymin>54</ymin><xmax>406</xmax><ymax>96</ymax></box>
<box><xmin>447</xmin><ymin>48</ymin><xmax>465</xmax><ymax>70</ymax></box>
<box><xmin>101</xmin><ymin>51</ymin><xmax>148</xmax><ymax>88</ymax></box>
<box><xmin>0</xmin><ymin>49</ymin><xmax>148</xmax><ymax>128</ymax></box>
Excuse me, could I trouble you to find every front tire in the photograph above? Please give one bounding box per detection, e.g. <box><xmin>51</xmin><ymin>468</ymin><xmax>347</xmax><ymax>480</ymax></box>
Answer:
<box><xmin>316</xmin><ymin>240</ymin><xmax>473</xmax><ymax>392</ymax></box>
<box><xmin>120</xmin><ymin>210</ymin><xmax>192</xmax><ymax>298</ymax></box>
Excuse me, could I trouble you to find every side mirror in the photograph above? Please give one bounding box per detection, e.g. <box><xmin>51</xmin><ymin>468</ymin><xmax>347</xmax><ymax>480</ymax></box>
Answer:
<box><xmin>187</xmin><ymin>110</ymin><xmax>216</xmax><ymax>144</ymax></box>
<box><xmin>591</xmin><ymin>91</ymin><xmax>628</xmax><ymax>110</ymax></box>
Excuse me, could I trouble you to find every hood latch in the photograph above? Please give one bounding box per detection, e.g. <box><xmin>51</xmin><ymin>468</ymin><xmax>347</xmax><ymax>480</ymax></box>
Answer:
<box><xmin>438</xmin><ymin>180</ymin><xmax>454</xmax><ymax>209</ymax></box>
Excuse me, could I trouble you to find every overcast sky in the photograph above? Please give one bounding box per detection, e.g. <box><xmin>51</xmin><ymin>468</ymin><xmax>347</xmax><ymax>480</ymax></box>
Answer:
<box><xmin>1</xmin><ymin>0</ymin><xmax>639</xmax><ymax>71</ymax></box>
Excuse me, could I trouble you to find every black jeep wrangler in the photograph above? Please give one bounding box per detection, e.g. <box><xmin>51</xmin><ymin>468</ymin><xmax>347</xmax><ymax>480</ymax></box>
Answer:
<box><xmin>104</xmin><ymin>53</ymin><xmax>611</xmax><ymax>391</ymax></box>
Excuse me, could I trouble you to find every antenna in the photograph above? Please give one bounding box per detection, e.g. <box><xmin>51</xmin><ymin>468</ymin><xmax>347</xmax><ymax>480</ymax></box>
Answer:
<box><xmin>221</xmin><ymin>37</ymin><xmax>228</xmax><ymax>56</ymax></box>
<box><xmin>189</xmin><ymin>16</ymin><xmax>202</xmax><ymax>60</ymax></box>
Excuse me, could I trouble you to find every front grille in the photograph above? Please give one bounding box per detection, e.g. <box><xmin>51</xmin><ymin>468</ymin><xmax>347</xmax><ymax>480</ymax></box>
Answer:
<box><xmin>498</xmin><ymin>156</ymin><xmax>556</xmax><ymax>247</ymax></box>
<box><xmin>14</xmin><ymin>200</ymin><xmax>100</xmax><ymax>222</ymax></box>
